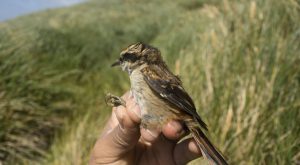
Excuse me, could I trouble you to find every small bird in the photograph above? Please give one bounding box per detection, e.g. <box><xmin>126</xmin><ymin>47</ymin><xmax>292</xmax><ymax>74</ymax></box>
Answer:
<box><xmin>108</xmin><ymin>42</ymin><xmax>228</xmax><ymax>165</ymax></box>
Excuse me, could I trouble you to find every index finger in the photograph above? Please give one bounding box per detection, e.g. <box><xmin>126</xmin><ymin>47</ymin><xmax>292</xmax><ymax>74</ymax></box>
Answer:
<box><xmin>162</xmin><ymin>120</ymin><xmax>186</xmax><ymax>141</ymax></box>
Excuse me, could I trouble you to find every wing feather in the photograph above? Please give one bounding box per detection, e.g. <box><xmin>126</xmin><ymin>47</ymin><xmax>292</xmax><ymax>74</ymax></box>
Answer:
<box><xmin>141</xmin><ymin>65</ymin><xmax>207</xmax><ymax>130</ymax></box>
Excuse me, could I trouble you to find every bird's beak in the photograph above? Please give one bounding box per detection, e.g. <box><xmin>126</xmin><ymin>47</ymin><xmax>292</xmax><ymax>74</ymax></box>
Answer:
<box><xmin>111</xmin><ymin>60</ymin><xmax>121</xmax><ymax>67</ymax></box>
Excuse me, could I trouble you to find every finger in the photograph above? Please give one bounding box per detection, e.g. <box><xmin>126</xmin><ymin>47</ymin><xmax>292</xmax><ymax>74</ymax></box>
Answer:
<box><xmin>92</xmin><ymin>126</ymin><xmax>140</xmax><ymax>164</ymax></box>
<box><xmin>92</xmin><ymin>92</ymin><xmax>142</xmax><ymax>160</ymax></box>
<box><xmin>150</xmin><ymin>134</ymin><xmax>177</xmax><ymax>165</ymax></box>
<box><xmin>107</xmin><ymin>98</ymin><xmax>141</xmax><ymax>147</ymax></box>
<box><xmin>101</xmin><ymin>92</ymin><xmax>132</xmax><ymax>136</ymax></box>
<box><xmin>174</xmin><ymin>138</ymin><xmax>202</xmax><ymax>165</ymax></box>
<box><xmin>162</xmin><ymin>120</ymin><xmax>186</xmax><ymax>141</ymax></box>
<box><xmin>140</xmin><ymin>128</ymin><xmax>160</xmax><ymax>143</ymax></box>
<box><xmin>140</xmin><ymin>120</ymin><xmax>185</xmax><ymax>143</ymax></box>
<box><xmin>92</xmin><ymin>112</ymin><xmax>140</xmax><ymax>161</ymax></box>
<box><xmin>100</xmin><ymin>104</ymin><xmax>125</xmax><ymax>138</ymax></box>
<box><xmin>114</xmin><ymin>92</ymin><xmax>141</xmax><ymax>126</ymax></box>
<box><xmin>124</xmin><ymin>95</ymin><xmax>141</xmax><ymax>123</ymax></box>
<box><xmin>99</xmin><ymin>112</ymin><xmax>118</xmax><ymax>137</ymax></box>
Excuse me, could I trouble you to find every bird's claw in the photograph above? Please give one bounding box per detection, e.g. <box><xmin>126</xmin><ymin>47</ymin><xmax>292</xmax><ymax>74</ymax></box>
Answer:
<box><xmin>105</xmin><ymin>93</ymin><xmax>126</xmax><ymax>107</ymax></box>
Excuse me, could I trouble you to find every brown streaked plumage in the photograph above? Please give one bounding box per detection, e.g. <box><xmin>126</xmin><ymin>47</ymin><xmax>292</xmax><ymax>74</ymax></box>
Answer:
<box><xmin>111</xmin><ymin>42</ymin><xmax>228</xmax><ymax>165</ymax></box>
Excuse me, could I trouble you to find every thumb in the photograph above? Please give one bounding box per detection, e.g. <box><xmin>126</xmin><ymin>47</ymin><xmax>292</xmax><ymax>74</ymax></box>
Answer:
<box><xmin>91</xmin><ymin>97</ymin><xmax>141</xmax><ymax>163</ymax></box>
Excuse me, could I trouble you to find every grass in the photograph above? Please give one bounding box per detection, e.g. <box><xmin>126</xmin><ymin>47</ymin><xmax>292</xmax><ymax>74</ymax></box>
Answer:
<box><xmin>0</xmin><ymin>0</ymin><xmax>299</xmax><ymax>164</ymax></box>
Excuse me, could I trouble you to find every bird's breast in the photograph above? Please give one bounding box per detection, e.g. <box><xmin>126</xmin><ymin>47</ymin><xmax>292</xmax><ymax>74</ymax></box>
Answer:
<box><xmin>129</xmin><ymin>69</ymin><xmax>178</xmax><ymax>119</ymax></box>
<box><xmin>129</xmin><ymin>70</ymin><xmax>149</xmax><ymax>116</ymax></box>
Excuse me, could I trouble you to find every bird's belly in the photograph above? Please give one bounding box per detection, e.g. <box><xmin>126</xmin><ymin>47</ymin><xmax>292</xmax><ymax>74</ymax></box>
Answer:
<box><xmin>130</xmin><ymin>72</ymin><xmax>178</xmax><ymax>125</ymax></box>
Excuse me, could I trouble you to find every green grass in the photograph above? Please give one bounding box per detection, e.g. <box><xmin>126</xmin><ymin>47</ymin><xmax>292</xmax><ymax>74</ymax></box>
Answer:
<box><xmin>0</xmin><ymin>0</ymin><xmax>299</xmax><ymax>164</ymax></box>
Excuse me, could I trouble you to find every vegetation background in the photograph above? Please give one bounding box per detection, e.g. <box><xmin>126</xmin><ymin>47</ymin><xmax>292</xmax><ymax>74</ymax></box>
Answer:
<box><xmin>0</xmin><ymin>0</ymin><xmax>299</xmax><ymax>164</ymax></box>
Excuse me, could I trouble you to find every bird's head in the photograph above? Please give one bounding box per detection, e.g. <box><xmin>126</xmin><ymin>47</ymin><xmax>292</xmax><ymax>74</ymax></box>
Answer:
<box><xmin>111</xmin><ymin>42</ymin><xmax>163</xmax><ymax>74</ymax></box>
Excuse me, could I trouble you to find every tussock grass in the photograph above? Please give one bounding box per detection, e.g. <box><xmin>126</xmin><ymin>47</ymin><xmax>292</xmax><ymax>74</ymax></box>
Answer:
<box><xmin>0</xmin><ymin>0</ymin><xmax>299</xmax><ymax>164</ymax></box>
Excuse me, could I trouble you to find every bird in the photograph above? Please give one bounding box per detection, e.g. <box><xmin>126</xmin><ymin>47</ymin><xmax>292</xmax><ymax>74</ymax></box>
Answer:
<box><xmin>107</xmin><ymin>42</ymin><xmax>228</xmax><ymax>165</ymax></box>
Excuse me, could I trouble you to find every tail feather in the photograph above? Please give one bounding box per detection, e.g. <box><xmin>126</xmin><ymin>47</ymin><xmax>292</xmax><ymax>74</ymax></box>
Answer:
<box><xmin>188</xmin><ymin>127</ymin><xmax>228</xmax><ymax>165</ymax></box>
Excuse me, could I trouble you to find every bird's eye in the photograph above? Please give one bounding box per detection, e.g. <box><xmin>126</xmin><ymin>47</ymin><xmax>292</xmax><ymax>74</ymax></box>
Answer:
<box><xmin>123</xmin><ymin>53</ymin><xmax>138</xmax><ymax>62</ymax></box>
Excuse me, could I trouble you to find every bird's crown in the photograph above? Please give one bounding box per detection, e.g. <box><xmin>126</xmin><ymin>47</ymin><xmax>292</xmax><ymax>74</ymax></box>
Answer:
<box><xmin>119</xmin><ymin>42</ymin><xmax>162</xmax><ymax>64</ymax></box>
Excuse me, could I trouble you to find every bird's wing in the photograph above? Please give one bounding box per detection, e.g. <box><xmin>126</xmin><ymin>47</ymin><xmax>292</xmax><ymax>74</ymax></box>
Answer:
<box><xmin>141</xmin><ymin>65</ymin><xmax>207</xmax><ymax>130</ymax></box>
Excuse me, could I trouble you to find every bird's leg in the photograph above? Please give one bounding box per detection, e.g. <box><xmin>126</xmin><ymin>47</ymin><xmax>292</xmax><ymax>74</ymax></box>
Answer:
<box><xmin>105</xmin><ymin>93</ymin><xmax>126</xmax><ymax>107</ymax></box>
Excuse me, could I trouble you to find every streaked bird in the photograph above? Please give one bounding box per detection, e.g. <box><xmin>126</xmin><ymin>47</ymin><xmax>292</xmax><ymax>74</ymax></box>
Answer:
<box><xmin>108</xmin><ymin>42</ymin><xmax>228</xmax><ymax>165</ymax></box>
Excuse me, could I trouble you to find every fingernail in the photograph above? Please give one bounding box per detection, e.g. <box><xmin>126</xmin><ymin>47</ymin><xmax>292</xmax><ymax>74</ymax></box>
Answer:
<box><xmin>133</xmin><ymin>104</ymin><xmax>141</xmax><ymax>118</ymax></box>
<box><xmin>119</xmin><ymin>119</ymin><xmax>125</xmax><ymax>129</ymax></box>
<box><xmin>126</xmin><ymin>99</ymin><xmax>141</xmax><ymax>119</ymax></box>
<box><xmin>146</xmin><ymin>129</ymin><xmax>159</xmax><ymax>138</ymax></box>
<box><xmin>169</xmin><ymin>120</ymin><xmax>183</xmax><ymax>135</ymax></box>
<box><xmin>102</xmin><ymin>129</ymin><xmax>114</xmax><ymax>137</ymax></box>
<box><xmin>189</xmin><ymin>140</ymin><xmax>201</xmax><ymax>154</ymax></box>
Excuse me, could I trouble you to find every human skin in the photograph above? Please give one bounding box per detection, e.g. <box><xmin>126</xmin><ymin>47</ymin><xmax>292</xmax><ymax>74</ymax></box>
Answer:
<box><xmin>89</xmin><ymin>92</ymin><xmax>202</xmax><ymax>165</ymax></box>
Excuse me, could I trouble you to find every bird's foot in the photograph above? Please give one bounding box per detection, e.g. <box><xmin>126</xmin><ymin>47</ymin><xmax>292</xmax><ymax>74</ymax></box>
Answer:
<box><xmin>105</xmin><ymin>93</ymin><xmax>126</xmax><ymax>107</ymax></box>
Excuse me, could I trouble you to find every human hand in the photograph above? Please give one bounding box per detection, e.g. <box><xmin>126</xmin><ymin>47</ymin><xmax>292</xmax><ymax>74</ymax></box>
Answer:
<box><xmin>89</xmin><ymin>92</ymin><xmax>202</xmax><ymax>165</ymax></box>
